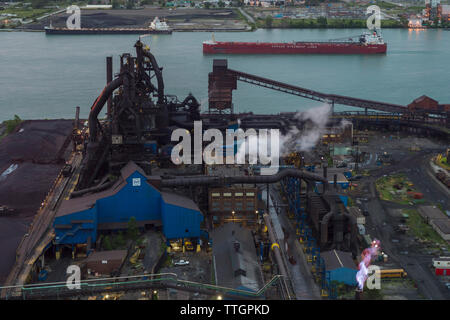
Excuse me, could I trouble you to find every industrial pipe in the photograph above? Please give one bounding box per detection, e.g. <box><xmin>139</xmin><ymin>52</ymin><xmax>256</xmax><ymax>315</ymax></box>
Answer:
<box><xmin>161</xmin><ymin>168</ymin><xmax>329</xmax><ymax>192</ymax></box>
<box><xmin>70</xmin><ymin>179</ymin><xmax>116</xmax><ymax>198</ymax></box>
<box><xmin>88</xmin><ymin>77</ymin><xmax>123</xmax><ymax>142</ymax></box>
<box><xmin>263</xmin><ymin>213</ymin><xmax>292</xmax><ymax>298</ymax></box>
<box><xmin>136</xmin><ymin>40</ymin><xmax>164</xmax><ymax>104</ymax></box>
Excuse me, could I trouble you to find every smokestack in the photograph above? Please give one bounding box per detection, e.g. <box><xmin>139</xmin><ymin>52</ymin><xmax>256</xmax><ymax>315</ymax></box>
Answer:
<box><xmin>355</xmin><ymin>288</ymin><xmax>363</xmax><ymax>300</ymax></box>
<box><xmin>106</xmin><ymin>56</ymin><xmax>113</xmax><ymax>117</ymax></box>
<box><xmin>74</xmin><ymin>106</ymin><xmax>80</xmax><ymax>130</ymax></box>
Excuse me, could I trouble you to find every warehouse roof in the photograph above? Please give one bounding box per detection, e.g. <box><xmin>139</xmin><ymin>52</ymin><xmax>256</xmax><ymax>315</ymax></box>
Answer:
<box><xmin>411</xmin><ymin>95</ymin><xmax>438</xmax><ymax>104</ymax></box>
<box><xmin>430</xmin><ymin>219</ymin><xmax>450</xmax><ymax>235</ymax></box>
<box><xmin>161</xmin><ymin>192</ymin><xmax>200</xmax><ymax>211</ymax></box>
<box><xmin>56</xmin><ymin>161</ymin><xmax>147</xmax><ymax>217</ymax></box>
<box><xmin>418</xmin><ymin>206</ymin><xmax>447</xmax><ymax>222</ymax></box>
<box><xmin>85</xmin><ymin>250</ymin><xmax>128</xmax><ymax>263</ymax></box>
<box><xmin>120</xmin><ymin>161</ymin><xmax>146</xmax><ymax>180</ymax></box>
<box><xmin>56</xmin><ymin>178</ymin><xmax>125</xmax><ymax>217</ymax></box>
<box><xmin>348</xmin><ymin>206</ymin><xmax>363</xmax><ymax>218</ymax></box>
<box><xmin>211</xmin><ymin>223</ymin><xmax>263</xmax><ymax>292</ymax></box>
<box><xmin>321</xmin><ymin>250</ymin><xmax>357</xmax><ymax>271</ymax></box>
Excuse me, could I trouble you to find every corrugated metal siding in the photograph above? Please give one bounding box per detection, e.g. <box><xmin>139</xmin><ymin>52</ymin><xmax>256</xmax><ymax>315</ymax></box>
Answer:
<box><xmin>329</xmin><ymin>268</ymin><xmax>357</xmax><ymax>286</ymax></box>
<box><xmin>54</xmin><ymin>207</ymin><xmax>97</xmax><ymax>244</ymax></box>
<box><xmin>161</xmin><ymin>202</ymin><xmax>203</xmax><ymax>240</ymax></box>
<box><xmin>96</xmin><ymin>171</ymin><xmax>161</xmax><ymax>224</ymax></box>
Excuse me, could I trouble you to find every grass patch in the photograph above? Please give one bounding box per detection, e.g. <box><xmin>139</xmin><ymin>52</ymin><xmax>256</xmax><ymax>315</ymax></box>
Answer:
<box><xmin>375</xmin><ymin>174</ymin><xmax>418</xmax><ymax>205</ymax></box>
<box><xmin>435</xmin><ymin>156</ymin><xmax>450</xmax><ymax>171</ymax></box>
<box><xmin>404</xmin><ymin>209</ymin><xmax>450</xmax><ymax>250</ymax></box>
<box><xmin>1</xmin><ymin>7</ymin><xmax>52</xmax><ymax>20</ymax></box>
<box><xmin>0</xmin><ymin>115</ymin><xmax>22</xmax><ymax>140</ymax></box>
<box><xmin>363</xmin><ymin>288</ymin><xmax>384</xmax><ymax>300</ymax></box>
<box><xmin>234</xmin><ymin>8</ymin><xmax>256</xmax><ymax>30</ymax></box>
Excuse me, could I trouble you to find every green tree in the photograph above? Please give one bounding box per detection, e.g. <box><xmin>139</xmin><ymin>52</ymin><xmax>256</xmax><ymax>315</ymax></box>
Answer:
<box><xmin>317</xmin><ymin>16</ymin><xmax>327</xmax><ymax>27</ymax></box>
<box><xmin>112</xmin><ymin>0</ymin><xmax>120</xmax><ymax>9</ymax></box>
<box><xmin>203</xmin><ymin>2</ymin><xmax>211</xmax><ymax>9</ymax></box>
<box><xmin>31</xmin><ymin>0</ymin><xmax>48</xmax><ymax>9</ymax></box>
<box><xmin>113</xmin><ymin>231</ymin><xmax>126</xmax><ymax>248</ymax></box>
<box><xmin>103</xmin><ymin>235</ymin><xmax>113</xmax><ymax>250</ymax></box>
<box><xmin>265</xmin><ymin>15</ymin><xmax>273</xmax><ymax>28</ymax></box>
<box><xmin>4</xmin><ymin>115</ymin><xmax>22</xmax><ymax>135</ymax></box>
<box><xmin>127</xmin><ymin>216</ymin><xmax>140</xmax><ymax>241</ymax></box>
<box><xmin>218</xmin><ymin>1</ymin><xmax>225</xmax><ymax>8</ymax></box>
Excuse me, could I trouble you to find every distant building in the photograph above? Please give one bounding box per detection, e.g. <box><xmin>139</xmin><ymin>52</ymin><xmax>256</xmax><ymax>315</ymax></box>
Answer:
<box><xmin>408</xmin><ymin>17</ymin><xmax>423</xmax><ymax>28</ymax></box>
<box><xmin>83</xmin><ymin>4</ymin><xmax>113</xmax><ymax>9</ymax></box>
<box><xmin>418</xmin><ymin>206</ymin><xmax>450</xmax><ymax>241</ymax></box>
<box><xmin>407</xmin><ymin>95</ymin><xmax>450</xmax><ymax>113</ymax></box>
<box><xmin>84</xmin><ymin>250</ymin><xmax>127</xmax><ymax>276</ymax></box>
<box><xmin>208</xmin><ymin>187</ymin><xmax>259</xmax><ymax>226</ymax></box>
<box><xmin>442</xmin><ymin>4</ymin><xmax>450</xmax><ymax>21</ymax></box>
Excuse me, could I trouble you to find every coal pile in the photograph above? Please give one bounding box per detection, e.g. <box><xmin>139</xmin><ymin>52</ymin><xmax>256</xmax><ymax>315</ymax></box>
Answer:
<box><xmin>0</xmin><ymin>120</ymin><xmax>73</xmax><ymax>285</ymax></box>
<box><xmin>0</xmin><ymin>120</ymin><xmax>73</xmax><ymax>166</ymax></box>
<box><xmin>0</xmin><ymin>218</ymin><xmax>28</xmax><ymax>285</ymax></box>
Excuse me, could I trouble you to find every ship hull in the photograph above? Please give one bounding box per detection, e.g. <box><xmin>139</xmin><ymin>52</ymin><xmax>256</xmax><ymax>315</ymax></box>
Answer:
<box><xmin>203</xmin><ymin>41</ymin><xmax>387</xmax><ymax>54</ymax></box>
<box><xmin>45</xmin><ymin>28</ymin><xmax>172</xmax><ymax>35</ymax></box>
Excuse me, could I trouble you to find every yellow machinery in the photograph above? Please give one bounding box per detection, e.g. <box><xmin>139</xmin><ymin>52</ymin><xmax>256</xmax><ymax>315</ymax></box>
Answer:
<box><xmin>284</xmin><ymin>152</ymin><xmax>302</xmax><ymax>168</ymax></box>
<box><xmin>129</xmin><ymin>249</ymin><xmax>141</xmax><ymax>265</ymax></box>
<box><xmin>376</xmin><ymin>269</ymin><xmax>407</xmax><ymax>279</ymax></box>
<box><xmin>184</xmin><ymin>239</ymin><xmax>194</xmax><ymax>251</ymax></box>
<box><xmin>169</xmin><ymin>239</ymin><xmax>183</xmax><ymax>252</ymax></box>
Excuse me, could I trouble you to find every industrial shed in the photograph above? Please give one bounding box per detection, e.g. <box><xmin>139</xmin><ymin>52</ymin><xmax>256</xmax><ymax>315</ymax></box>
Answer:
<box><xmin>211</xmin><ymin>223</ymin><xmax>263</xmax><ymax>294</ymax></box>
<box><xmin>322</xmin><ymin>250</ymin><xmax>358</xmax><ymax>286</ymax></box>
<box><xmin>418</xmin><ymin>206</ymin><xmax>447</xmax><ymax>224</ymax></box>
<box><xmin>417</xmin><ymin>206</ymin><xmax>449</xmax><ymax>241</ymax></box>
<box><xmin>84</xmin><ymin>250</ymin><xmax>127</xmax><ymax>276</ymax></box>
<box><xmin>430</xmin><ymin>219</ymin><xmax>450</xmax><ymax>241</ymax></box>
<box><xmin>53</xmin><ymin>161</ymin><xmax>204</xmax><ymax>248</ymax></box>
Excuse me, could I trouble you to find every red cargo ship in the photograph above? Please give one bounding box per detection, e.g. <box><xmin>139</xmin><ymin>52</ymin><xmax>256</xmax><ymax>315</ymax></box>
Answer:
<box><xmin>203</xmin><ymin>30</ymin><xmax>387</xmax><ymax>55</ymax></box>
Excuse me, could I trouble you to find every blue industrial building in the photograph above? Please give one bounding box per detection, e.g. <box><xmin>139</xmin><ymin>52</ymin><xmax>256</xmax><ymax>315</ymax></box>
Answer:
<box><xmin>53</xmin><ymin>161</ymin><xmax>203</xmax><ymax>247</ymax></box>
<box><xmin>321</xmin><ymin>249</ymin><xmax>358</xmax><ymax>286</ymax></box>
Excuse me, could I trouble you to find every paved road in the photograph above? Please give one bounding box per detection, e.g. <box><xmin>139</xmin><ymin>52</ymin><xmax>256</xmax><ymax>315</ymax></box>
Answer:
<box><xmin>238</xmin><ymin>8</ymin><xmax>255</xmax><ymax>24</ymax></box>
<box><xmin>363</xmin><ymin>150</ymin><xmax>449</xmax><ymax>300</ymax></box>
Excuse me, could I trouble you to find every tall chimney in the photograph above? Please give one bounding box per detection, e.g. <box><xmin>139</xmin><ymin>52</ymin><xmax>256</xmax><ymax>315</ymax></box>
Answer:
<box><xmin>106</xmin><ymin>56</ymin><xmax>113</xmax><ymax>117</ymax></box>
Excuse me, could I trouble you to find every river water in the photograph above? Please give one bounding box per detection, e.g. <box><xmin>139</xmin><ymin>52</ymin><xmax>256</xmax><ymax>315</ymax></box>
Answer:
<box><xmin>0</xmin><ymin>28</ymin><xmax>449</xmax><ymax>121</ymax></box>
